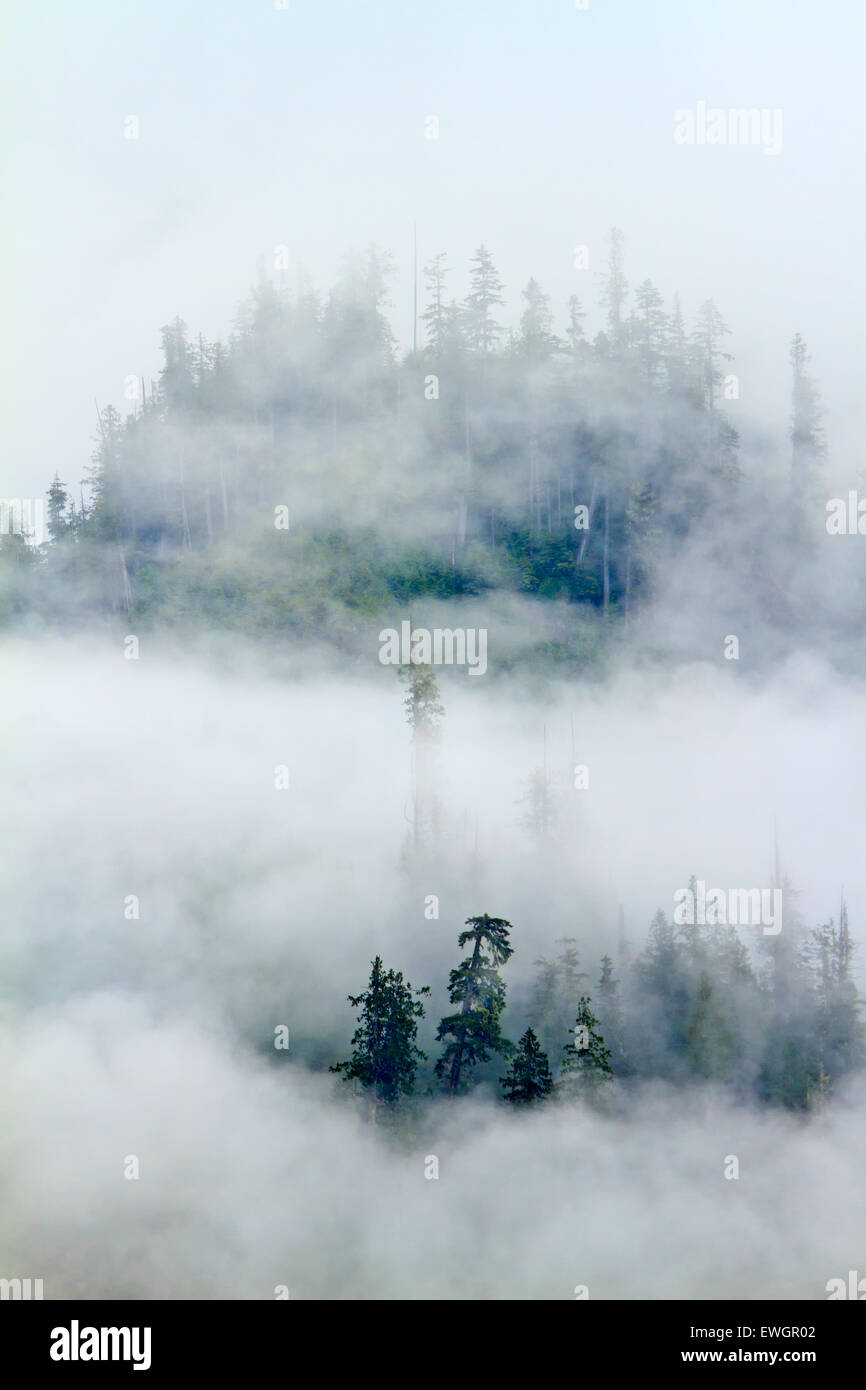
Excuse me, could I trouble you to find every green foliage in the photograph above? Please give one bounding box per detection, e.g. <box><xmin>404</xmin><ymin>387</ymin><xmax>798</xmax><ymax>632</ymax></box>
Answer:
<box><xmin>331</xmin><ymin>955</ymin><xmax>430</xmax><ymax>1107</ymax></box>
<box><xmin>500</xmin><ymin>1027</ymin><xmax>553</xmax><ymax>1103</ymax></box>
<box><xmin>436</xmin><ymin>914</ymin><xmax>515</xmax><ymax>1094</ymax></box>
<box><xmin>559</xmin><ymin>996</ymin><xmax>613</xmax><ymax>1096</ymax></box>
<box><xmin>399</xmin><ymin>663</ymin><xmax>444</xmax><ymax>740</ymax></box>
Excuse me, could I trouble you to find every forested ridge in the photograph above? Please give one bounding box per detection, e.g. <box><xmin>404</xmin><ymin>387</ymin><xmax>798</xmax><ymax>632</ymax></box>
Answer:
<box><xmin>1</xmin><ymin>230</ymin><xmax>836</xmax><ymax>671</ymax></box>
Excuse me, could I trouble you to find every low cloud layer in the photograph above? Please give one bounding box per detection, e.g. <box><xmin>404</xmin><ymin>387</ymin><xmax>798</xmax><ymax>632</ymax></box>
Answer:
<box><xmin>2</xmin><ymin>636</ymin><xmax>864</xmax><ymax>1297</ymax></box>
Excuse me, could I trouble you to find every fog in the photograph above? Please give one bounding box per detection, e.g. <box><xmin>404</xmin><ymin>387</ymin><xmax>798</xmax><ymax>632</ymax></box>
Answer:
<box><xmin>3</xmin><ymin>0</ymin><xmax>865</xmax><ymax>1307</ymax></box>
<box><xmin>5</xmin><ymin>0</ymin><xmax>866</xmax><ymax>499</ymax></box>
<box><xmin>2</xmin><ymin>635</ymin><xmax>864</xmax><ymax>1297</ymax></box>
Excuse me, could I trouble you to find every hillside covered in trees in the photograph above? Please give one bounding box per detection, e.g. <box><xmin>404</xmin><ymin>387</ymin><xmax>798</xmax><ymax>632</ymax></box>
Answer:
<box><xmin>2</xmin><ymin>230</ymin><xmax>847</xmax><ymax>675</ymax></box>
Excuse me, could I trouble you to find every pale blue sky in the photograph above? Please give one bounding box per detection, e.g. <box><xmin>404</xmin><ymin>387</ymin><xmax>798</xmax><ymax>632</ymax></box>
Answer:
<box><xmin>3</xmin><ymin>0</ymin><xmax>864</xmax><ymax>496</ymax></box>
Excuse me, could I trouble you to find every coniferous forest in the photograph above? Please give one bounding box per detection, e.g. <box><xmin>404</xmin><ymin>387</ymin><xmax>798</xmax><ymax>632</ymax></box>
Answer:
<box><xmin>4</xmin><ymin>234</ymin><xmax>854</xmax><ymax>671</ymax></box>
<box><xmin>4</xmin><ymin>230</ymin><xmax>866</xmax><ymax>1306</ymax></box>
<box><xmin>5</xmin><ymin>0</ymin><xmax>866</xmax><ymax>1320</ymax></box>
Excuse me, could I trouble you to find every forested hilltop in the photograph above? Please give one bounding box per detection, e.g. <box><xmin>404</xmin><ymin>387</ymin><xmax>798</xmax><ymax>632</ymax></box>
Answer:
<box><xmin>2</xmin><ymin>230</ymin><xmax>848</xmax><ymax>673</ymax></box>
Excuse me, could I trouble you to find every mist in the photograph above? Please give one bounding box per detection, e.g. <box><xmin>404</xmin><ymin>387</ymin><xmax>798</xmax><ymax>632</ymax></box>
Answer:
<box><xmin>2</xmin><ymin>635</ymin><xmax>864</xmax><ymax>1297</ymax></box>
<box><xmin>3</xmin><ymin>0</ymin><xmax>865</xmax><ymax>1310</ymax></box>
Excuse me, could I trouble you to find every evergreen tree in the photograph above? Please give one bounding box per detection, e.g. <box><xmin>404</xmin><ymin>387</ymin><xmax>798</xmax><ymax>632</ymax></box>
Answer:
<box><xmin>331</xmin><ymin>955</ymin><xmax>430</xmax><ymax>1108</ymax></box>
<box><xmin>599</xmin><ymin>227</ymin><xmax>629</xmax><ymax>355</ymax></box>
<box><xmin>86</xmin><ymin>404</ymin><xmax>127</xmax><ymax>541</ymax></box>
<box><xmin>528</xmin><ymin>937</ymin><xmax>589</xmax><ymax>1054</ymax></box>
<box><xmin>500</xmin><ymin>1027</ymin><xmax>553</xmax><ymax>1103</ymax></box>
<box><xmin>597</xmin><ymin>954</ymin><xmax>629</xmax><ymax>1075</ymax></box>
<box><xmin>520</xmin><ymin>764</ymin><xmax>557</xmax><ymax>843</ymax></box>
<box><xmin>559</xmin><ymin>995</ymin><xmax>613</xmax><ymax>1095</ymax></box>
<box><xmin>789</xmin><ymin>333</ymin><xmax>825</xmax><ymax>492</ymax></box>
<box><xmin>566</xmin><ymin>294</ymin><xmax>588</xmax><ymax>362</ymax></box>
<box><xmin>801</xmin><ymin>902</ymin><xmax>864</xmax><ymax>1105</ymax></box>
<box><xmin>756</xmin><ymin>871</ymin><xmax>814</xmax><ymax>1107</ymax></box>
<box><xmin>46</xmin><ymin>473</ymin><xmax>71</xmax><ymax>544</ymax></box>
<box><xmin>683</xmin><ymin>970</ymin><xmax>738</xmax><ymax>1081</ymax></box>
<box><xmin>630</xmin><ymin>279</ymin><xmax>667</xmax><ymax>386</ymax></box>
<box><xmin>399</xmin><ymin>662</ymin><xmax>444</xmax><ymax>742</ymax></box>
<box><xmin>463</xmin><ymin>245</ymin><xmax>505</xmax><ymax>357</ymax></box>
<box><xmin>633</xmin><ymin>907</ymin><xmax>692</xmax><ymax>1075</ymax></box>
<box><xmin>691</xmin><ymin>299</ymin><xmax>732</xmax><ymax>410</ymax></box>
<box><xmin>436</xmin><ymin>913</ymin><xmax>515</xmax><ymax>1094</ymax></box>
<box><xmin>664</xmin><ymin>292</ymin><xmax>699</xmax><ymax>402</ymax></box>
<box><xmin>158</xmin><ymin>317</ymin><xmax>195</xmax><ymax>411</ymax></box>
<box><xmin>422</xmin><ymin>253</ymin><xmax>450</xmax><ymax>357</ymax></box>
<box><xmin>516</xmin><ymin>279</ymin><xmax>561</xmax><ymax>362</ymax></box>
<box><xmin>399</xmin><ymin>663</ymin><xmax>444</xmax><ymax>850</ymax></box>
<box><xmin>528</xmin><ymin>955</ymin><xmax>560</xmax><ymax>1041</ymax></box>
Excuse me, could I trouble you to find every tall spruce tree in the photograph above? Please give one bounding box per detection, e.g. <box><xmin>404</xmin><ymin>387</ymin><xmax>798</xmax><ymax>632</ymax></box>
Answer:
<box><xmin>436</xmin><ymin>913</ymin><xmax>514</xmax><ymax>1094</ymax></box>
<box><xmin>500</xmin><ymin>1027</ymin><xmax>553</xmax><ymax>1104</ymax></box>
<box><xmin>597</xmin><ymin>954</ymin><xmax>629</xmax><ymax>1076</ymax></box>
<box><xmin>516</xmin><ymin>278</ymin><xmax>561</xmax><ymax>362</ymax></box>
<box><xmin>691</xmin><ymin>299</ymin><xmax>732</xmax><ymax>411</ymax></box>
<box><xmin>463</xmin><ymin>245</ymin><xmax>505</xmax><ymax>357</ymax></box>
<box><xmin>46</xmin><ymin>474</ymin><xmax>71</xmax><ymax>544</ymax></box>
<box><xmin>559</xmin><ymin>995</ymin><xmax>613</xmax><ymax>1096</ymax></box>
<box><xmin>422</xmin><ymin>253</ymin><xmax>450</xmax><ymax>357</ymax></box>
<box><xmin>630</xmin><ymin>279</ymin><xmax>667</xmax><ymax>386</ymax></box>
<box><xmin>399</xmin><ymin>662</ymin><xmax>444</xmax><ymax>850</ymax></box>
<box><xmin>331</xmin><ymin>956</ymin><xmax>430</xmax><ymax>1109</ymax></box>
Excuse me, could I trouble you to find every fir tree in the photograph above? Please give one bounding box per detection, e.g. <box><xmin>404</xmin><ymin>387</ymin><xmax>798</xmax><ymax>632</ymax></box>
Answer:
<box><xmin>331</xmin><ymin>955</ymin><xmax>430</xmax><ymax>1108</ymax></box>
<box><xmin>683</xmin><ymin>971</ymin><xmax>738</xmax><ymax>1081</ymax></box>
<box><xmin>528</xmin><ymin>937</ymin><xmax>588</xmax><ymax>1054</ymax></box>
<box><xmin>559</xmin><ymin>995</ymin><xmax>613</xmax><ymax>1095</ymax></box>
<box><xmin>399</xmin><ymin>662</ymin><xmax>444</xmax><ymax>742</ymax></box>
<box><xmin>500</xmin><ymin>1027</ymin><xmax>553</xmax><ymax>1103</ymax></box>
<box><xmin>463</xmin><ymin>245</ymin><xmax>504</xmax><ymax>357</ymax></box>
<box><xmin>789</xmin><ymin>333</ymin><xmax>825</xmax><ymax>492</ymax></box>
<box><xmin>46</xmin><ymin>473</ymin><xmax>71</xmax><ymax>544</ymax></box>
<box><xmin>399</xmin><ymin>663</ymin><xmax>444</xmax><ymax>850</ymax></box>
<box><xmin>597</xmin><ymin>954</ymin><xmax>629</xmax><ymax>1075</ymax></box>
<box><xmin>422</xmin><ymin>253</ymin><xmax>450</xmax><ymax>357</ymax></box>
<box><xmin>436</xmin><ymin>913</ymin><xmax>515</xmax><ymax>1094</ymax></box>
<box><xmin>565</xmin><ymin>294</ymin><xmax>588</xmax><ymax>361</ymax></box>
<box><xmin>691</xmin><ymin>299</ymin><xmax>733</xmax><ymax>411</ymax></box>
<box><xmin>630</xmin><ymin>279</ymin><xmax>667</xmax><ymax>386</ymax></box>
<box><xmin>516</xmin><ymin>278</ymin><xmax>561</xmax><ymax>362</ymax></box>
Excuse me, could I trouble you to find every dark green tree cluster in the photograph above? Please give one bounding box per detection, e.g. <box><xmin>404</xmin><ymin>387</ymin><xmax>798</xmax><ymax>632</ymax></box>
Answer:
<box><xmin>333</xmin><ymin>914</ymin><xmax>616</xmax><ymax>1113</ymax></box>
<box><xmin>332</xmin><ymin>889</ymin><xmax>863</xmax><ymax>1117</ymax></box>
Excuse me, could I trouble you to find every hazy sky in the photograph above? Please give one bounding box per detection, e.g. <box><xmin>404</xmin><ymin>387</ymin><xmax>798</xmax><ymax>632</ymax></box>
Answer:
<box><xmin>3</xmin><ymin>0</ymin><xmax>865</xmax><ymax>499</ymax></box>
